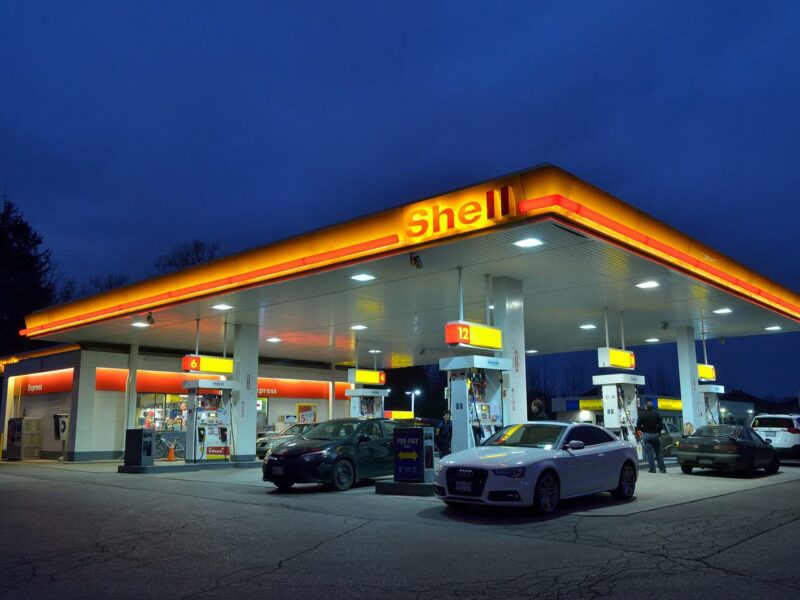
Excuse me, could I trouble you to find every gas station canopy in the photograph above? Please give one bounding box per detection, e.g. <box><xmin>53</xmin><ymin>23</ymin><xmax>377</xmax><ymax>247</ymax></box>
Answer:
<box><xmin>21</xmin><ymin>166</ymin><xmax>800</xmax><ymax>368</ymax></box>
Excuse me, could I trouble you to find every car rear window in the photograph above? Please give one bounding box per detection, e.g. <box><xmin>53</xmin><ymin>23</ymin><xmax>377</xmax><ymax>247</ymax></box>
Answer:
<box><xmin>694</xmin><ymin>425</ymin><xmax>741</xmax><ymax>438</ymax></box>
<box><xmin>752</xmin><ymin>417</ymin><xmax>794</xmax><ymax>429</ymax></box>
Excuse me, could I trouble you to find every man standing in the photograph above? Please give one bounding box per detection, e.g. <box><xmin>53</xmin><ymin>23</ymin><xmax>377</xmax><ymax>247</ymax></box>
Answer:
<box><xmin>438</xmin><ymin>411</ymin><xmax>452</xmax><ymax>457</ymax></box>
<box><xmin>636</xmin><ymin>400</ymin><xmax>666</xmax><ymax>473</ymax></box>
<box><xmin>529</xmin><ymin>398</ymin><xmax>548</xmax><ymax>421</ymax></box>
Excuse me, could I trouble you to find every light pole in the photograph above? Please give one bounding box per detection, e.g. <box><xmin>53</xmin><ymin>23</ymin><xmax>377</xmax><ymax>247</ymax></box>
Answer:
<box><xmin>405</xmin><ymin>389</ymin><xmax>421</xmax><ymax>417</ymax></box>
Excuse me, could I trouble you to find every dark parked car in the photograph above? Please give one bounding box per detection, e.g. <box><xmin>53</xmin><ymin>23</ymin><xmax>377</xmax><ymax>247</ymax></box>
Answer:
<box><xmin>262</xmin><ymin>418</ymin><xmax>401</xmax><ymax>491</ymax></box>
<box><xmin>676</xmin><ymin>424</ymin><xmax>779</xmax><ymax>476</ymax></box>
<box><xmin>256</xmin><ymin>423</ymin><xmax>315</xmax><ymax>459</ymax></box>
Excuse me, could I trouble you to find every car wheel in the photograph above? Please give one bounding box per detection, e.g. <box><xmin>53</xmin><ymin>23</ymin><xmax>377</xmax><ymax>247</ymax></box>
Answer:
<box><xmin>533</xmin><ymin>471</ymin><xmax>560</xmax><ymax>514</ymax></box>
<box><xmin>765</xmin><ymin>455</ymin><xmax>780</xmax><ymax>474</ymax></box>
<box><xmin>274</xmin><ymin>481</ymin><xmax>294</xmax><ymax>491</ymax></box>
<box><xmin>610</xmin><ymin>463</ymin><xmax>636</xmax><ymax>500</ymax></box>
<box><xmin>331</xmin><ymin>460</ymin><xmax>355</xmax><ymax>491</ymax></box>
<box><xmin>680</xmin><ymin>464</ymin><xmax>693</xmax><ymax>474</ymax></box>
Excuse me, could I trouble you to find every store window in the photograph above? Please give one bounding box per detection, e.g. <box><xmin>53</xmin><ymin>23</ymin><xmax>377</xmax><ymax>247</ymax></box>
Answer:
<box><xmin>136</xmin><ymin>393</ymin><xmax>188</xmax><ymax>431</ymax></box>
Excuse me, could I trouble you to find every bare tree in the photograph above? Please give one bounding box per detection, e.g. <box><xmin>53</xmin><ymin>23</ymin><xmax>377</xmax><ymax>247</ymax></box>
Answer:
<box><xmin>85</xmin><ymin>271</ymin><xmax>130</xmax><ymax>294</ymax></box>
<box><xmin>154</xmin><ymin>240</ymin><xmax>223</xmax><ymax>273</ymax></box>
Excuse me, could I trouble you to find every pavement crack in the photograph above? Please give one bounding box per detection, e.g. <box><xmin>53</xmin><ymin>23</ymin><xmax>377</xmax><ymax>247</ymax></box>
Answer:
<box><xmin>180</xmin><ymin>518</ymin><xmax>374</xmax><ymax>599</ymax></box>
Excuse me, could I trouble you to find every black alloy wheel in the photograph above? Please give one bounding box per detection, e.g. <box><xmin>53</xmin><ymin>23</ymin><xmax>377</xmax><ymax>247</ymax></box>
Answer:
<box><xmin>331</xmin><ymin>459</ymin><xmax>355</xmax><ymax>491</ymax></box>
<box><xmin>680</xmin><ymin>464</ymin><xmax>693</xmax><ymax>474</ymax></box>
<box><xmin>611</xmin><ymin>463</ymin><xmax>636</xmax><ymax>500</ymax></box>
<box><xmin>533</xmin><ymin>471</ymin><xmax>560</xmax><ymax>514</ymax></box>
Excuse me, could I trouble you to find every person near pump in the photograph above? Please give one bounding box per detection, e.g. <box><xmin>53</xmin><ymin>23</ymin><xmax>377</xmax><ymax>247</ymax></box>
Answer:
<box><xmin>529</xmin><ymin>398</ymin><xmax>548</xmax><ymax>421</ymax></box>
<box><xmin>438</xmin><ymin>411</ymin><xmax>452</xmax><ymax>457</ymax></box>
<box><xmin>636</xmin><ymin>400</ymin><xmax>666</xmax><ymax>473</ymax></box>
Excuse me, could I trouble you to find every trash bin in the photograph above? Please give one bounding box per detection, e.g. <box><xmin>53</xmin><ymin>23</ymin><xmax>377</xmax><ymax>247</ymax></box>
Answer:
<box><xmin>124</xmin><ymin>428</ymin><xmax>154</xmax><ymax>467</ymax></box>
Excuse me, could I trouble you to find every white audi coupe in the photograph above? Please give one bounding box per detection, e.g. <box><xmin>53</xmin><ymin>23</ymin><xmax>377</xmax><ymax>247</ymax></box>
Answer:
<box><xmin>434</xmin><ymin>421</ymin><xmax>638</xmax><ymax>513</ymax></box>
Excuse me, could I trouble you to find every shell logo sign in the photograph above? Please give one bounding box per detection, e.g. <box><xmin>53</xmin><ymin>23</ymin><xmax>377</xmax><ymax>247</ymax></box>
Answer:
<box><xmin>404</xmin><ymin>186</ymin><xmax>516</xmax><ymax>241</ymax></box>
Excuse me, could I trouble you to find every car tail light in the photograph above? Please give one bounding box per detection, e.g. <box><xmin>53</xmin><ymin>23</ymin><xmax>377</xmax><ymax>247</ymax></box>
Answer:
<box><xmin>787</xmin><ymin>427</ymin><xmax>800</xmax><ymax>434</ymax></box>
<box><xmin>712</xmin><ymin>444</ymin><xmax>741</xmax><ymax>453</ymax></box>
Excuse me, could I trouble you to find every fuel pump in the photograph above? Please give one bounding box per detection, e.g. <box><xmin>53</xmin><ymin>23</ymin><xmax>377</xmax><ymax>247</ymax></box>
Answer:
<box><xmin>439</xmin><ymin>355</ymin><xmax>511</xmax><ymax>454</ymax></box>
<box><xmin>593</xmin><ymin>373</ymin><xmax>645</xmax><ymax>460</ymax></box>
<box><xmin>346</xmin><ymin>368</ymin><xmax>389</xmax><ymax>418</ymax></box>
<box><xmin>182</xmin><ymin>379</ymin><xmax>237</xmax><ymax>463</ymax></box>
<box><xmin>698</xmin><ymin>384</ymin><xmax>724</xmax><ymax>425</ymax></box>
<box><xmin>345</xmin><ymin>389</ymin><xmax>390</xmax><ymax>417</ymax></box>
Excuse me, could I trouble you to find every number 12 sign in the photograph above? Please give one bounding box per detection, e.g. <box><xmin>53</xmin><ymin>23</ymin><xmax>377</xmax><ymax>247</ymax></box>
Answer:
<box><xmin>445</xmin><ymin>321</ymin><xmax>503</xmax><ymax>351</ymax></box>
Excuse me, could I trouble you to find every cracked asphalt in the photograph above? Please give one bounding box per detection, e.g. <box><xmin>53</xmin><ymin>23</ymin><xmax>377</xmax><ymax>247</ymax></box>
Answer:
<box><xmin>1</xmin><ymin>462</ymin><xmax>798</xmax><ymax>599</ymax></box>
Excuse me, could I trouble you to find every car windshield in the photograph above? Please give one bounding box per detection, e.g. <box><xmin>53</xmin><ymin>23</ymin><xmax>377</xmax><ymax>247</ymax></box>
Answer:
<box><xmin>302</xmin><ymin>420</ymin><xmax>360</xmax><ymax>440</ymax></box>
<box><xmin>280</xmin><ymin>424</ymin><xmax>305</xmax><ymax>435</ymax></box>
<box><xmin>483</xmin><ymin>424</ymin><xmax>566</xmax><ymax>448</ymax></box>
<box><xmin>693</xmin><ymin>425</ymin><xmax>741</xmax><ymax>438</ymax></box>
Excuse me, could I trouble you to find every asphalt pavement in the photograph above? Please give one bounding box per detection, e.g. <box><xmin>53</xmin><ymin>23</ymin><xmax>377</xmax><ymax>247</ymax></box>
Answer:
<box><xmin>1</xmin><ymin>460</ymin><xmax>799</xmax><ymax>599</ymax></box>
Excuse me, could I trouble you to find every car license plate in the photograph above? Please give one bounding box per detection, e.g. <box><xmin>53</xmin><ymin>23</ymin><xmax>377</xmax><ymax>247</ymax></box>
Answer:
<box><xmin>272</xmin><ymin>466</ymin><xmax>284</xmax><ymax>475</ymax></box>
<box><xmin>455</xmin><ymin>481</ymin><xmax>472</xmax><ymax>493</ymax></box>
<box><xmin>699</xmin><ymin>457</ymin><xmax>713</xmax><ymax>465</ymax></box>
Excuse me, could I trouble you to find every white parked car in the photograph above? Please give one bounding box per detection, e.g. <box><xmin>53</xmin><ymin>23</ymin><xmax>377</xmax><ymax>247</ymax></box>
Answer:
<box><xmin>751</xmin><ymin>414</ymin><xmax>800</xmax><ymax>459</ymax></box>
<box><xmin>434</xmin><ymin>421</ymin><xmax>638</xmax><ymax>513</ymax></box>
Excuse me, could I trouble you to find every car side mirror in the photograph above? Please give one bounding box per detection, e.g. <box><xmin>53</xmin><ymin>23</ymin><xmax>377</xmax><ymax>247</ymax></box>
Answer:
<box><xmin>565</xmin><ymin>440</ymin><xmax>585</xmax><ymax>450</ymax></box>
<box><xmin>765</xmin><ymin>438</ymin><xmax>772</xmax><ymax>444</ymax></box>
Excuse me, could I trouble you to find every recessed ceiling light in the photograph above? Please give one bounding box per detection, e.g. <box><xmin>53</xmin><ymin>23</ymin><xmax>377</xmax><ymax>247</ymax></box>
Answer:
<box><xmin>368</xmin><ymin>349</ymin><xmax>382</xmax><ymax>354</ymax></box>
<box><xmin>350</xmin><ymin>324</ymin><xmax>368</xmax><ymax>330</ymax></box>
<box><xmin>513</xmin><ymin>237</ymin><xmax>544</xmax><ymax>248</ymax></box>
<box><xmin>765</xmin><ymin>326</ymin><xmax>782</xmax><ymax>331</ymax></box>
<box><xmin>212</xmin><ymin>303</ymin><xmax>233</xmax><ymax>311</ymax></box>
<box><xmin>488</xmin><ymin>305</ymin><xmax>495</xmax><ymax>310</ymax></box>
<box><xmin>713</xmin><ymin>308</ymin><xmax>732</xmax><ymax>314</ymax></box>
<box><xmin>350</xmin><ymin>274</ymin><xmax>375</xmax><ymax>282</ymax></box>
<box><xmin>579</xmin><ymin>324</ymin><xmax>597</xmax><ymax>330</ymax></box>
<box><xmin>635</xmin><ymin>280</ymin><xmax>660</xmax><ymax>289</ymax></box>
<box><xmin>645</xmin><ymin>338</ymin><xmax>660</xmax><ymax>343</ymax></box>
<box><xmin>525</xmin><ymin>349</ymin><xmax>538</xmax><ymax>354</ymax></box>
<box><xmin>266</xmin><ymin>337</ymin><xmax>282</xmax><ymax>343</ymax></box>
<box><xmin>131</xmin><ymin>321</ymin><xmax>150</xmax><ymax>328</ymax></box>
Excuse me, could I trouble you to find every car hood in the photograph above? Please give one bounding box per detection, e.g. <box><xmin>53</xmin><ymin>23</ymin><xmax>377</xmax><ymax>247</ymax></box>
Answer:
<box><xmin>441</xmin><ymin>446</ymin><xmax>555</xmax><ymax>469</ymax></box>
<box><xmin>272</xmin><ymin>437</ymin><xmax>346</xmax><ymax>455</ymax></box>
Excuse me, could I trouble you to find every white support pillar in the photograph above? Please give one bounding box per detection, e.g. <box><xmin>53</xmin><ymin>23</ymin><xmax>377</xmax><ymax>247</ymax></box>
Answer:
<box><xmin>232</xmin><ymin>324</ymin><xmax>258</xmax><ymax>461</ymax></box>
<box><xmin>125</xmin><ymin>344</ymin><xmax>139</xmax><ymax>430</ymax></box>
<box><xmin>491</xmin><ymin>277</ymin><xmax>528</xmax><ymax>425</ymax></box>
<box><xmin>675</xmin><ymin>326</ymin><xmax>708</xmax><ymax>429</ymax></box>
<box><xmin>68</xmin><ymin>363</ymin><xmax>97</xmax><ymax>461</ymax></box>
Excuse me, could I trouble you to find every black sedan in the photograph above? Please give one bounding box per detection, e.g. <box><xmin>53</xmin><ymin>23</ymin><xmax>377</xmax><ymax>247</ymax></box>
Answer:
<box><xmin>262</xmin><ymin>418</ymin><xmax>400</xmax><ymax>491</ymax></box>
<box><xmin>676</xmin><ymin>424</ymin><xmax>779</xmax><ymax>476</ymax></box>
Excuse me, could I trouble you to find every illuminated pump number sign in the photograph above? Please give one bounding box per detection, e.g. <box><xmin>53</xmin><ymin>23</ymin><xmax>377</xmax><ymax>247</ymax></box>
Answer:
<box><xmin>182</xmin><ymin>354</ymin><xmax>234</xmax><ymax>374</ymax></box>
<box><xmin>445</xmin><ymin>321</ymin><xmax>503</xmax><ymax>351</ymax></box>
<box><xmin>697</xmin><ymin>363</ymin><xmax>716</xmax><ymax>381</ymax></box>
<box><xmin>348</xmin><ymin>369</ymin><xmax>387</xmax><ymax>385</ymax></box>
<box><xmin>597</xmin><ymin>347</ymin><xmax>636</xmax><ymax>370</ymax></box>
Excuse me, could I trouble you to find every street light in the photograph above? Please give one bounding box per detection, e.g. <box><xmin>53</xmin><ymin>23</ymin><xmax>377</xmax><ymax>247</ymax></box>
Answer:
<box><xmin>405</xmin><ymin>389</ymin><xmax>421</xmax><ymax>417</ymax></box>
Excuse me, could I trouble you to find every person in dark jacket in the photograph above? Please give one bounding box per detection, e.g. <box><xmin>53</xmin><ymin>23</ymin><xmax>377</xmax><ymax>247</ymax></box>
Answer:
<box><xmin>529</xmin><ymin>398</ymin><xmax>548</xmax><ymax>421</ymax></box>
<box><xmin>438</xmin><ymin>411</ymin><xmax>452</xmax><ymax>457</ymax></box>
<box><xmin>636</xmin><ymin>400</ymin><xmax>666</xmax><ymax>473</ymax></box>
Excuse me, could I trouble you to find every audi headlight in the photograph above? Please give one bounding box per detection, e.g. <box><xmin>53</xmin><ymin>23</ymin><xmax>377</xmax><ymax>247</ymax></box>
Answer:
<box><xmin>434</xmin><ymin>462</ymin><xmax>444</xmax><ymax>476</ymax></box>
<box><xmin>492</xmin><ymin>467</ymin><xmax>526</xmax><ymax>478</ymax></box>
<box><xmin>302</xmin><ymin>450</ymin><xmax>329</xmax><ymax>462</ymax></box>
